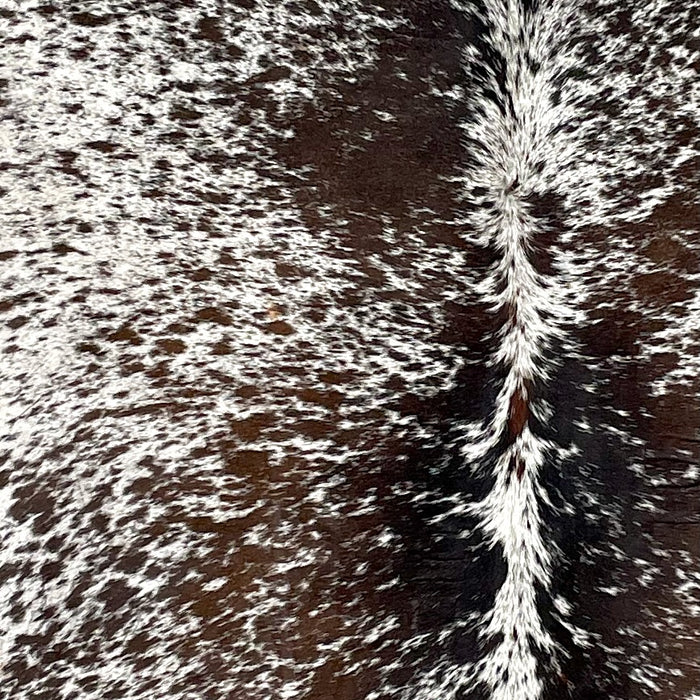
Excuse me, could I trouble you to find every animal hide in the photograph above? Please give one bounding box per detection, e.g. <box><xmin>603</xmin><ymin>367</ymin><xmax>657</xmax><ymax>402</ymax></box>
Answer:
<box><xmin>1</xmin><ymin>1</ymin><xmax>699</xmax><ymax>699</ymax></box>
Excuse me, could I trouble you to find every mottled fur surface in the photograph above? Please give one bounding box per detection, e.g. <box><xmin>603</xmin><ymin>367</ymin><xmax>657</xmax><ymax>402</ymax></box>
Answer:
<box><xmin>1</xmin><ymin>1</ymin><xmax>699</xmax><ymax>699</ymax></box>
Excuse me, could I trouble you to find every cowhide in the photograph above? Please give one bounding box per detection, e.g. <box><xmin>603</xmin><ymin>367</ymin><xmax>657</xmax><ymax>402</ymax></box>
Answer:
<box><xmin>1</xmin><ymin>1</ymin><xmax>699</xmax><ymax>699</ymax></box>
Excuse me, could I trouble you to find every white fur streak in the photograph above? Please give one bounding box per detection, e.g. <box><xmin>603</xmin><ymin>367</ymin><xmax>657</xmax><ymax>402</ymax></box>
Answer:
<box><xmin>461</xmin><ymin>1</ymin><xmax>578</xmax><ymax>698</ymax></box>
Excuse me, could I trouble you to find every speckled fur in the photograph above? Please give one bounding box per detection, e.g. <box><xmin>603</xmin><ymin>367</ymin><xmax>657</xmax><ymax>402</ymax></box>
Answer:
<box><xmin>1</xmin><ymin>1</ymin><xmax>699</xmax><ymax>699</ymax></box>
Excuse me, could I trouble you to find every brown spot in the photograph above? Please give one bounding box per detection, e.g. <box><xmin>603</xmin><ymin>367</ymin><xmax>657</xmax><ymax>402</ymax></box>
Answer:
<box><xmin>224</xmin><ymin>449</ymin><xmax>269</xmax><ymax>473</ymax></box>
<box><xmin>632</xmin><ymin>270</ymin><xmax>693</xmax><ymax>306</ymax></box>
<box><xmin>99</xmin><ymin>579</ymin><xmax>139</xmax><ymax>613</ymax></box>
<box><xmin>196</xmin><ymin>16</ymin><xmax>224</xmax><ymax>43</ymax></box>
<box><xmin>39</xmin><ymin>561</ymin><xmax>62</xmax><ymax>582</ymax></box>
<box><xmin>508</xmin><ymin>386</ymin><xmax>529</xmax><ymax>440</ymax></box>
<box><xmin>165</xmin><ymin>322</ymin><xmax>193</xmax><ymax>335</ymax></box>
<box><xmin>195</xmin><ymin>307</ymin><xmax>233</xmax><ymax>326</ymax></box>
<box><xmin>235</xmin><ymin>385</ymin><xmax>258</xmax><ymax>399</ymax></box>
<box><xmin>76</xmin><ymin>341</ymin><xmax>104</xmax><ymax>356</ymax></box>
<box><xmin>266</xmin><ymin>304</ymin><xmax>281</xmax><ymax>321</ymax></box>
<box><xmin>9</xmin><ymin>489</ymin><xmax>55</xmax><ymax>520</ymax></box>
<box><xmin>121</xmin><ymin>361</ymin><xmax>145</xmax><ymax>376</ymax></box>
<box><xmin>648</xmin><ymin>192</ymin><xmax>699</xmax><ymax>229</ymax></box>
<box><xmin>126</xmin><ymin>632</ymin><xmax>151</xmax><ymax>655</ymax></box>
<box><xmin>296</xmin><ymin>419</ymin><xmax>334</xmax><ymax>439</ymax></box>
<box><xmin>319</xmin><ymin>370</ymin><xmax>354</xmax><ymax>385</ymax></box>
<box><xmin>642</xmin><ymin>235</ymin><xmax>698</xmax><ymax>273</ymax></box>
<box><xmin>108</xmin><ymin>324</ymin><xmax>142</xmax><ymax>345</ymax></box>
<box><xmin>218</xmin><ymin>251</ymin><xmax>239</xmax><ymax>266</ymax></box>
<box><xmin>191</xmin><ymin>594</ymin><xmax>218</xmax><ymax>619</ymax></box>
<box><xmin>230</xmin><ymin>413</ymin><xmax>275</xmax><ymax>442</ymax></box>
<box><xmin>266</xmin><ymin>320</ymin><xmax>294</xmax><ymax>335</ymax></box>
<box><xmin>156</xmin><ymin>338</ymin><xmax>186</xmax><ymax>354</ymax></box>
<box><xmin>170</xmin><ymin>106</ymin><xmax>204</xmax><ymax>122</ymax></box>
<box><xmin>298</xmin><ymin>387</ymin><xmax>343</xmax><ymax>410</ymax></box>
<box><xmin>6</xmin><ymin>315</ymin><xmax>28</xmax><ymax>329</ymax></box>
<box><xmin>275</xmin><ymin>262</ymin><xmax>303</xmax><ymax>278</ymax></box>
<box><xmin>190</xmin><ymin>267</ymin><xmax>212</xmax><ymax>282</ymax></box>
<box><xmin>212</xmin><ymin>340</ymin><xmax>232</xmax><ymax>355</ymax></box>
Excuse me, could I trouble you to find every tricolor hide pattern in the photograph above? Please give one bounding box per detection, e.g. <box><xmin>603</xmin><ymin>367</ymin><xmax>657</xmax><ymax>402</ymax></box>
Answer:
<box><xmin>1</xmin><ymin>1</ymin><xmax>699</xmax><ymax>700</ymax></box>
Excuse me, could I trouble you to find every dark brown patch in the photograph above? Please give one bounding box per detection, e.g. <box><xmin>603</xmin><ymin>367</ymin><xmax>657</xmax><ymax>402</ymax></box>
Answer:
<box><xmin>170</xmin><ymin>106</ymin><xmax>204</xmax><ymax>122</ymax></box>
<box><xmin>107</xmin><ymin>324</ymin><xmax>143</xmax><ymax>345</ymax></box>
<box><xmin>85</xmin><ymin>140</ymin><xmax>118</xmax><ymax>153</ymax></box>
<box><xmin>230</xmin><ymin>413</ymin><xmax>275</xmax><ymax>442</ymax></box>
<box><xmin>235</xmin><ymin>385</ymin><xmax>258</xmax><ymax>399</ymax></box>
<box><xmin>6</xmin><ymin>316</ymin><xmax>28</xmax><ymax>329</ymax></box>
<box><xmin>508</xmin><ymin>386</ymin><xmax>529</xmax><ymax>440</ymax></box>
<box><xmin>212</xmin><ymin>339</ymin><xmax>232</xmax><ymax>355</ymax></box>
<box><xmin>70</xmin><ymin>12</ymin><xmax>113</xmax><ymax>26</ymax></box>
<box><xmin>190</xmin><ymin>267</ymin><xmax>213</xmax><ymax>281</ymax></box>
<box><xmin>224</xmin><ymin>449</ymin><xmax>269</xmax><ymax>473</ymax></box>
<box><xmin>195</xmin><ymin>307</ymin><xmax>233</xmax><ymax>326</ymax></box>
<box><xmin>156</xmin><ymin>338</ymin><xmax>186</xmax><ymax>354</ymax></box>
<box><xmin>266</xmin><ymin>320</ymin><xmax>294</xmax><ymax>335</ymax></box>
<box><xmin>196</xmin><ymin>17</ymin><xmax>224</xmax><ymax>43</ymax></box>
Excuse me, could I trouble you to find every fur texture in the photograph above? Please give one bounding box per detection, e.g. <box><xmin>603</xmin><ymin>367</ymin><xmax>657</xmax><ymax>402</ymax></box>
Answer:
<box><xmin>1</xmin><ymin>1</ymin><xmax>699</xmax><ymax>699</ymax></box>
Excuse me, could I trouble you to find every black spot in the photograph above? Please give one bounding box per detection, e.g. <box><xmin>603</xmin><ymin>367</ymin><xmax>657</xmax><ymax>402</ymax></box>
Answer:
<box><xmin>169</xmin><ymin>106</ymin><xmax>204</xmax><ymax>122</ymax></box>
<box><xmin>76</xmin><ymin>341</ymin><xmax>105</xmax><ymax>356</ymax></box>
<box><xmin>247</xmin><ymin>65</ymin><xmax>292</xmax><ymax>85</ymax></box>
<box><xmin>70</xmin><ymin>12</ymin><xmax>113</xmax><ymax>27</ymax></box>
<box><xmin>7</xmin><ymin>33</ymin><xmax>36</xmax><ymax>45</ymax></box>
<box><xmin>52</xmin><ymin>241</ymin><xmax>85</xmax><ymax>256</ymax></box>
<box><xmin>85</xmin><ymin>140</ymin><xmax>118</xmax><ymax>153</ymax></box>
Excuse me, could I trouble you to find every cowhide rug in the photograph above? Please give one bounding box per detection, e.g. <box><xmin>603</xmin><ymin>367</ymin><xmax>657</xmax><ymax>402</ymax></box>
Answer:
<box><xmin>1</xmin><ymin>1</ymin><xmax>699</xmax><ymax>699</ymax></box>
